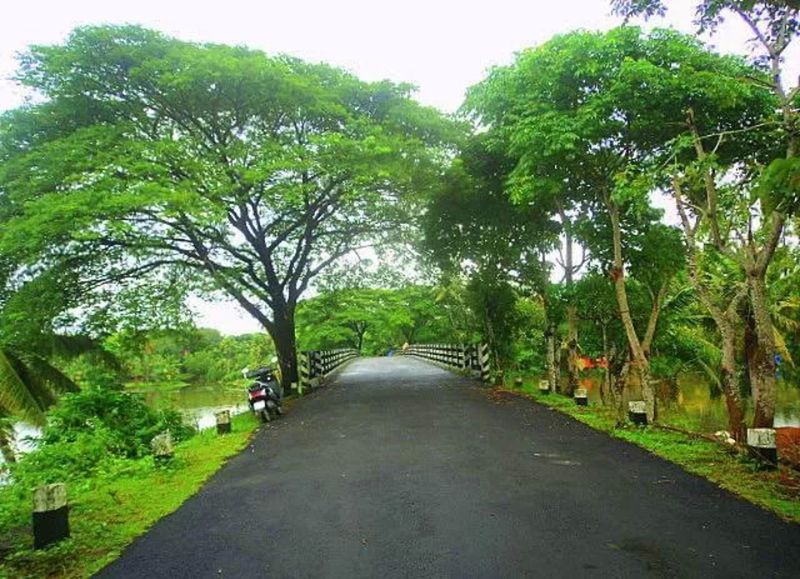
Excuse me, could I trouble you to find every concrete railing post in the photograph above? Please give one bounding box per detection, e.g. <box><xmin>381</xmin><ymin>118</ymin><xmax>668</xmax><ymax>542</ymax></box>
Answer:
<box><xmin>574</xmin><ymin>388</ymin><xmax>588</xmax><ymax>406</ymax></box>
<box><xmin>478</xmin><ymin>343</ymin><xmax>491</xmax><ymax>383</ymax></box>
<box><xmin>298</xmin><ymin>351</ymin><xmax>312</xmax><ymax>395</ymax></box>
<box><xmin>538</xmin><ymin>379</ymin><xmax>550</xmax><ymax>394</ymax></box>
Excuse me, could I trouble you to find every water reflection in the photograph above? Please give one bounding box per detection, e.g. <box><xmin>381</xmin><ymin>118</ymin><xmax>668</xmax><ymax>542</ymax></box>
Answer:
<box><xmin>578</xmin><ymin>373</ymin><xmax>800</xmax><ymax>429</ymax></box>
<box><xmin>136</xmin><ymin>383</ymin><xmax>249</xmax><ymax>430</ymax></box>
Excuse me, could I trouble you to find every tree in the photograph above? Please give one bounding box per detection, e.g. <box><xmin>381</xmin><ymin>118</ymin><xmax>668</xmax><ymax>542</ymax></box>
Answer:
<box><xmin>296</xmin><ymin>286</ymin><xmax>454</xmax><ymax>355</ymax></box>
<box><xmin>0</xmin><ymin>26</ymin><xmax>454</xmax><ymax>393</ymax></box>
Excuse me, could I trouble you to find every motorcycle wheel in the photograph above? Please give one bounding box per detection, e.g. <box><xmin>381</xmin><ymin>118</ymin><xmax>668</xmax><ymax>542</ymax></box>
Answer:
<box><xmin>260</xmin><ymin>409</ymin><xmax>271</xmax><ymax>423</ymax></box>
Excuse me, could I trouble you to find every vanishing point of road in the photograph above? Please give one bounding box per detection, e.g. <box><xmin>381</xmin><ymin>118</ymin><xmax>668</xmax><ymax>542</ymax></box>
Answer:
<box><xmin>98</xmin><ymin>356</ymin><xmax>800</xmax><ymax>578</ymax></box>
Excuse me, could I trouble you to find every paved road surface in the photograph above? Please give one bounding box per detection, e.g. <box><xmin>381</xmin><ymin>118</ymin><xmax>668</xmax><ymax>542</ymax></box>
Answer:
<box><xmin>98</xmin><ymin>356</ymin><xmax>800</xmax><ymax>578</ymax></box>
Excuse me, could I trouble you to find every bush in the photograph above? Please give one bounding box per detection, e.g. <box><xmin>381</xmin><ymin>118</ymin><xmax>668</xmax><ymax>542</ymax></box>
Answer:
<box><xmin>41</xmin><ymin>386</ymin><xmax>195</xmax><ymax>459</ymax></box>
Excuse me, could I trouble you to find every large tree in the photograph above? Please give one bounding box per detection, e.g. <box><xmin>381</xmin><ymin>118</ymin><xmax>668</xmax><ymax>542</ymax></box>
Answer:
<box><xmin>0</xmin><ymin>26</ymin><xmax>454</xmax><ymax>392</ymax></box>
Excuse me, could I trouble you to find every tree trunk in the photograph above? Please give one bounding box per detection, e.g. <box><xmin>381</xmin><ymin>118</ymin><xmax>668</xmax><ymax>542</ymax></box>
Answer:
<box><xmin>600</xmin><ymin>324</ymin><xmax>611</xmax><ymax>405</ymax></box>
<box><xmin>561</xmin><ymin>213</ymin><xmax>580</xmax><ymax>398</ymax></box>
<box><xmin>269</xmin><ymin>305</ymin><xmax>299</xmax><ymax>396</ymax></box>
<box><xmin>672</xmin><ymin>177</ymin><xmax>748</xmax><ymax>441</ymax></box>
<box><xmin>635</xmin><ymin>361</ymin><xmax>656</xmax><ymax>423</ymax></box>
<box><xmin>566</xmin><ymin>305</ymin><xmax>579</xmax><ymax>397</ymax></box>
<box><xmin>608</xmin><ymin>201</ymin><xmax>654</xmax><ymax>422</ymax></box>
<box><xmin>743</xmin><ymin>305</ymin><xmax>757</xmax><ymax>395</ymax></box>
<box><xmin>545</xmin><ymin>323</ymin><xmax>558</xmax><ymax>393</ymax></box>
<box><xmin>720</xmin><ymin>325</ymin><xmax>746</xmax><ymax>441</ymax></box>
<box><xmin>611</xmin><ymin>358</ymin><xmax>630</xmax><ymax>426</ymax></box>
<box><xmin>748</xmin><ymin>274</ymin><xmax>778</xmax><ymax>428</ymax></box>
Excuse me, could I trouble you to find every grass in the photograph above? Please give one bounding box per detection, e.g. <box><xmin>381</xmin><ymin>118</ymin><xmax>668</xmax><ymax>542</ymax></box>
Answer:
<box><xmin>0</xmin><ymin>412</ymin><xmax>259</xmax><ymax>579</ymax></box>
<box><xmin>504</xmin><ymin>376</ymin><xmax>800</xmax><ymax>525</ymax></box>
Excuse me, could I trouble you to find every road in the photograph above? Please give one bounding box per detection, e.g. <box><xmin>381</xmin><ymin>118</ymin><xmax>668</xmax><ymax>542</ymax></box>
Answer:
<box><xmin>98</xmin><ymin>356</ymin><xmax>800</xmax><ymax>578</ymax></box>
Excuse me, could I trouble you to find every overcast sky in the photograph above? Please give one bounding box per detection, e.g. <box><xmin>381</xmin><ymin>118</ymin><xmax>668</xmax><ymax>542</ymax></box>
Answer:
<box><xmin>0</xmin><ymin>0</ymin><xmax>778</xmax><ymax>334</ymax></box>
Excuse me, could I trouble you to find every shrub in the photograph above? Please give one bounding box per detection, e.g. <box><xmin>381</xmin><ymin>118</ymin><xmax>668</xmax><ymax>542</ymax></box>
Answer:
<box><xmin>40</xmin><ymin>386</ymin><xmax>195</xmax><ymax>459</ymax></box>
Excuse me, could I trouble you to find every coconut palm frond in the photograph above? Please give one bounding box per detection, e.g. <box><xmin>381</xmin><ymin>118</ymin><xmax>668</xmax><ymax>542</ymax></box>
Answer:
<box><xmin>774</xmin><ymin>328</ymin><xmax>795</xmax><ymax>368</ymax></box>
<box><xmin>0</xmin><ymin>406</ymin><xmax>17</xmax><ymax>464</ymax></box>
<box><xmin>0</xmin><ymin>349</ymin><xmax>50</xmax><ymax>423</ymax></box>
<box><xmin>694</xmin><ymin>357</ymin><xmax>722</xmax><ymax>389</ymax></box>
<box><xmin>46</xmin><ymin>334</ymin><xmax>121</xmax><ymax>369</ymax></box>
<box><xmin>22</xmin><ymin>354</ymin><xmax>81</xmax><ymax>396</ymax></box>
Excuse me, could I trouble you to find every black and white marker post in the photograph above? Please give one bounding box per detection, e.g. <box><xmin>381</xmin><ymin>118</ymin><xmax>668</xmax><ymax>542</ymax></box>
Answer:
<box><xmin>216</xmin><ymin>410</ymin><xmax>232</xmax><ymax>435</ymax></box>
<box><xmin>33</xmin><ymin>483</ymin><xmax>69</xmax><ymax>549</ymax></box>
<box><xmin>628</xmin><ymin>401</ymin><xmax>648</xmax><ymax>426</ymax></box>
<box><xmin>747</xmin><ymin>428</ymin><xmax>778</xmax><ymax>468</ymax></box>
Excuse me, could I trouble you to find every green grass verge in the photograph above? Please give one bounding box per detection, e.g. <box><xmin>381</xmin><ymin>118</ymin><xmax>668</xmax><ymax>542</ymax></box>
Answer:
<box><xmin>504</xmin><ymin>377</ymin><xmax>800</xmax><ymax>525</ymax></box>
<box><xmin>0</xmin><ymin>412</ymin><xmax>259</xmax><ymax>579</ymax></box>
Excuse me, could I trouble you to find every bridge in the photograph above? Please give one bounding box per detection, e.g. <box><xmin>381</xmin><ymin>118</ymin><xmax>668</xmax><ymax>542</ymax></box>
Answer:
<box><xmin>99</xmin><ymin>355</ymin><xmax>800</xmax><ymax>578</ymax></box>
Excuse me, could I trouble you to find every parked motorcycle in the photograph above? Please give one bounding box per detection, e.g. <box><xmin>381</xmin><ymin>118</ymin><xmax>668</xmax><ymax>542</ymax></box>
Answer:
<box><xmin>243</xmin><ymin>365</ymin><xmax>283</xmax><ymax>422</ymax></box>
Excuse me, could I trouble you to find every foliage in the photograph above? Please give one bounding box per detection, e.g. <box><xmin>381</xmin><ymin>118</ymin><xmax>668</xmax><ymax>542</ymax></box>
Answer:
<box><xmin>5</xmin><ymin>386</ymin><xmax>194</xmax><ymax>488</ymax></box>
<box><xmin>296</xmin><ymin>286</ymin><xmax>457</xmax><ymax>355</ymax></box>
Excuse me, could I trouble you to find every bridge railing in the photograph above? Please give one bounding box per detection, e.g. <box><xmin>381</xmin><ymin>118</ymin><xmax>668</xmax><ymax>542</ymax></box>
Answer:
<box><xmin>297</xmin><ymin>348</ymin><xmax>358</xmax><ymax>394</ymax></box>
<box><xmin>404</xmin><ymin>343</ymin><xmax>491</xmax><ymax>383</ymax></box>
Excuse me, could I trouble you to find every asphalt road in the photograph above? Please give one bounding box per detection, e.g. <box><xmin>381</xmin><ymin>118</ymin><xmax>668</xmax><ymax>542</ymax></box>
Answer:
<box><xmin>97</xmin><ymin>356</ymin><xmax>800</xmax><ymax>578</ymax></box>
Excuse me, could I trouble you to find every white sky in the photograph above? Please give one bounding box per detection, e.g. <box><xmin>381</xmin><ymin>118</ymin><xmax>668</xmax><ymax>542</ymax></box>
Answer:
<box><xmin>0</xmin><ymin>0</ymin><xmax>778</xmax><ymax>334</ymax></box>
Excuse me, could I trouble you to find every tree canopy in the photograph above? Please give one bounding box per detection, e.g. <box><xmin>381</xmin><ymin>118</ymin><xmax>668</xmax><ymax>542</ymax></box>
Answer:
<box><xmin>0</xmin><ymin>25</ymin><xmax>458</xmax><ymax>388</ymax></box>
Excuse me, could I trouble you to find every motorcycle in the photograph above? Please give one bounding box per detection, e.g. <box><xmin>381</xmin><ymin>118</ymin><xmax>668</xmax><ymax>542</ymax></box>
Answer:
<box><xmin>243</xmin><ymin>365</ymin><xmax>283</xmax><ymax>422</ymax></box>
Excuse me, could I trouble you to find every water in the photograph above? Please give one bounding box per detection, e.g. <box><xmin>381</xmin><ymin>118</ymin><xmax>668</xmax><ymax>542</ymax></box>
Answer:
<box><xmin>577</xmin><ymin>373</ymin><xmax>800</xmax><ymax>431</ymax></box>
<box><xmin>135</xmin><ymin>383</ymin><xmax>249</xmax><ymax>430</ymax></box>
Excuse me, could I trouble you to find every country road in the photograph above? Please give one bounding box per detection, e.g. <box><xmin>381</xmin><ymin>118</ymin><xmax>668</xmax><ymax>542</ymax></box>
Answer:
<box><xmin>97</xmin><ymin>356</ymin><xmax>800</xmax><ymax>578</ymax></box>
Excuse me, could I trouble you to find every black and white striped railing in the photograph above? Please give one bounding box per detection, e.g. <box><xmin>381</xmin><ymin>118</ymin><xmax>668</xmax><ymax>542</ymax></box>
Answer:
<box><xmin>404</xmin><ymin>343</ymin><xmax>491</xmax><ymax>383</ymax></box>
<box><xmin>298</xmin><ymin>348</ymin><xmax>358</xmax><ymax>393</ymax></box>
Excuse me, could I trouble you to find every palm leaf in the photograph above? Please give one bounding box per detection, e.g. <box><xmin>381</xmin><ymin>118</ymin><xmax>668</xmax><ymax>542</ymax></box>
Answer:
<box><xmin>0</xmin><ymin>348</ymin><xmax>80</xmax><ymax>425</ymax></box>
<box><xmin>694</xmin><ymin>357</ymin><xmax>722</xmax><ymax>389</ymax></box>
<box><xmin>22</xmin><ymin>355</ymin><xmax>81</xmax><ymax>395</ymax></box>
<box><xmin>774</xmin><ymin>328</ymin><xmax>795</xmax><ymax>368</ymax></box>
<box><xmin>44</xmin><ymin>334</ymin><xmax>121</xmax><ymax>369</ymax></box>
<box><xmin>0</xmin><ymin>349</ymin><xmax>49</xmax><ymax>423</ymax></box>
